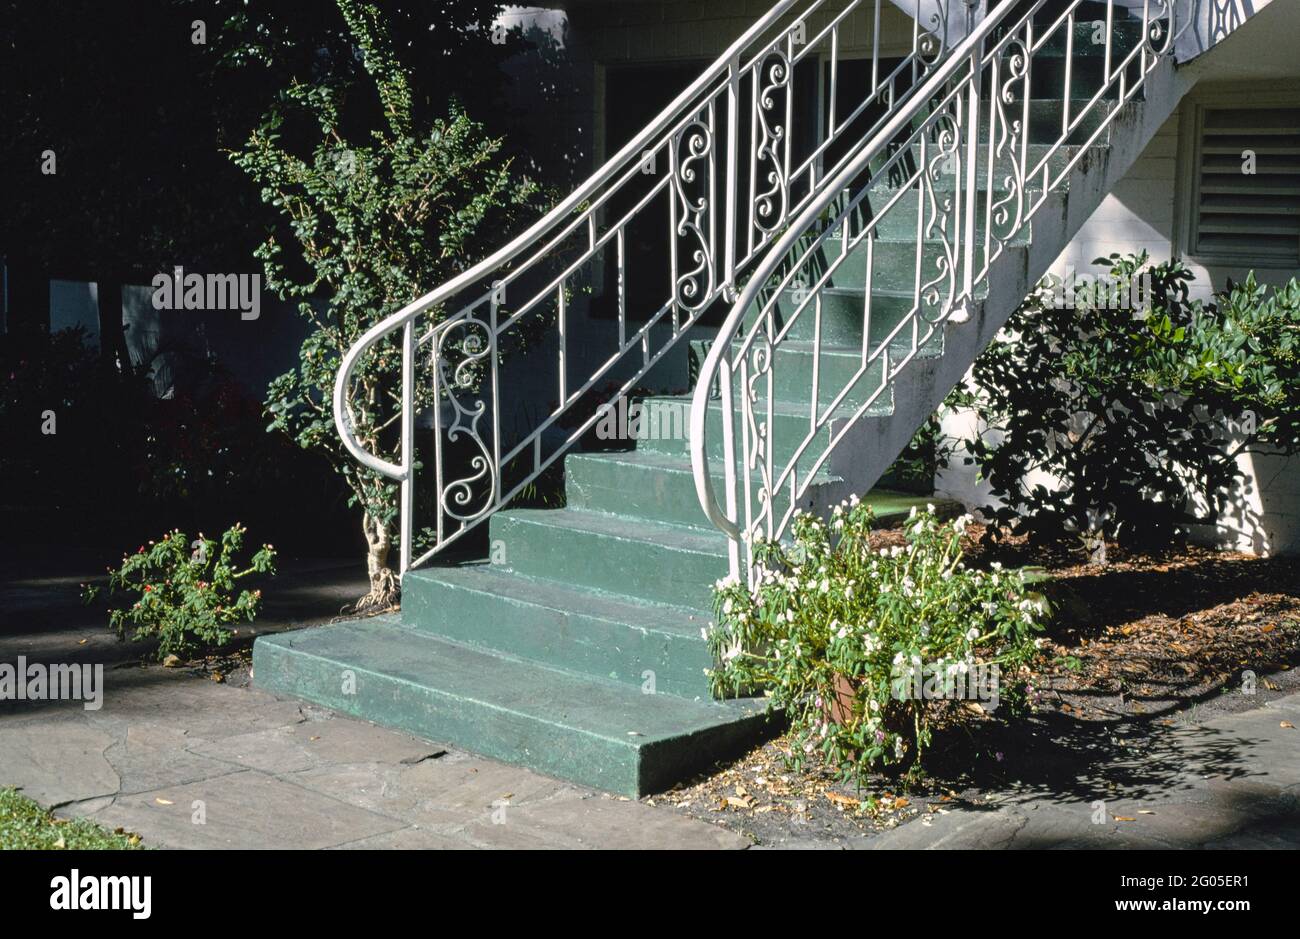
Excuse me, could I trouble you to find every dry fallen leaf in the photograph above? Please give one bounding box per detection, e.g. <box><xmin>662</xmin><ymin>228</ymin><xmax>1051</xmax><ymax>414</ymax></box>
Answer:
<box><xmin>1281</xmin><ymin>721</ymin><xmax>1295</xmax><ymax>730</ymax></box>
<box><xmin>162</xmin><ymin>654</ymin><xmax>181</xmax><ymax>668</ymax></box>
<box><xmin>825</xmin><ymin>791</ymin><xmax>860</xmax><ymax>809</ymax></box>
<box><xmin>1113</xmin><ymin>816</ymin><xmax>1137</xmax><ymax>822</ymax></box>
<box><xmin>893</xmin><ymin>797</ymin><xmax>910</xmax><ymax>810</ymax></box>
<box><xmin>154</xmin><ymin>798</ymin><xmax>173</xmax><ymax>806</ymax></box>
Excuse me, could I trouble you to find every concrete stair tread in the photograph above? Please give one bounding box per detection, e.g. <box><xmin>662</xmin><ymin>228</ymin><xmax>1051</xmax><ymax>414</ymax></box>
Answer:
<box><xmin>646</xmin><ymin>390</ymin><xmax>893</xmax><ymax>420</ymax></box>
<box><xmin>403</xmin><ymin>561</ymin><xmax>711</xmax><ymax>637</ymax></box>
<box><xmin>497</xmin><ymin>505</ymin><xmax>730</xmax><ymax>554</ymax></box>
<box><xmin>570</xmin><ymin>446</ymin><xmax>841</xmax><ymax>485</ymax></box>
<box><xmin>253</xmin><ymin>616</ymin><xmax>773</xmax><ymax>796</ymax></box>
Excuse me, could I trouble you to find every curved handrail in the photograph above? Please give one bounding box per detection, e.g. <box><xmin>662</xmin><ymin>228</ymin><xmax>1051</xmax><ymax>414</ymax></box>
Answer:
<box><xmin>332</xmin><ymin>0</ymin><xmax>969</xmax><ymax>573</ymax></box>
<box><xmin>691</xmin><ymin>0</ymin><xmax>1183</xmax><ymax>560</ymax></box>
<box><xmin>332</xmin><ymin>0</ymin><xmax>808</xmax><ymax>477</ymax></box>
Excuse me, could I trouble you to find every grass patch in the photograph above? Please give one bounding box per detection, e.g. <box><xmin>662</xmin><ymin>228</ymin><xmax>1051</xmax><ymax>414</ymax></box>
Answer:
<box><xmin>0</xmin><ymin>787</ymin><xmax>144</xmax><ymax>850</ymax></box>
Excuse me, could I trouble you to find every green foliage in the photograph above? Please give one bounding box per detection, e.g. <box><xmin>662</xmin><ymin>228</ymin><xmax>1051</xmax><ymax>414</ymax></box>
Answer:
<box><xmin>708</xmin><ymin>503</ymin><xmax>1045</xmax><ymax>784</ymax></box>
<box><xmin>83</xmin><ymin>524</ymin><xmax>276</xmax><ymax>661</ymax></box>
<box><xmin>231</xmin><ymin>0</ymin><xmax>542</xmax><ymax>585</ymax></box>
<box><xmin>954</xmin><ymin>253</ymin><xmax>1300</xmax><ymax>555</ymax></box>
<box><xmin>0</xmin><ymin>787</ymin><xmax>145</xmax><ymax>850</ymax></box>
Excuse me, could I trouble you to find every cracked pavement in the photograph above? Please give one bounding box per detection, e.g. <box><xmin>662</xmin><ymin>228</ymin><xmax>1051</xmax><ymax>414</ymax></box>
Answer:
<box><xmin>1</xmin><ymin>553</ymin><xmax>747</xmax><ymax>850</ymax></box>
<box><xmin>0</xmin><ymin>668</ymin><xmax>749</xmax><ymax>849</ymax></box>
<box><xmin>4</xmin><ymin>551</ymin><xmax>1298</xmax><ymax>850</ymax></box>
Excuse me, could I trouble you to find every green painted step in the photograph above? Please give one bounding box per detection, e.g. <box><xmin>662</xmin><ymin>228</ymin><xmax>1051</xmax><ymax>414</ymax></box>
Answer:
<box><xmin>566</xmin><ymin>448</ymin><xmax>840</xmax><ymax>529</ymax></box>
<box><xmin>634</xmin><ymin>391</ymin><xmax>894</xmax><ymax>464</ymax></box>
<box><xmin>762</xmin><ymin>285</ymin><xmax>960</xmax><ymax>348</ymax></box>
<box><xmin>893</xmin><ymin>143</ymin><xmax>1103</xmax><ymax>194</ymax></box>
<box><xmin>253</xmin><ymin>616</ymin><xmax>773</xmax><ymax>797</ymax></box>
<box><xmin>690</xmin><ymin>337</ymin><xmax>888</xmax><ymax>409</ymax></box>
<box><xmin>489</xmin><ymin>507</ymin><xmax>731</xmax><ymax>607</ymax></box>
<box><xmin>976</xmin><ymin>98</ymin><xmax>1117</xmax><ymax>145</ymax></box>
<box><xmin>1033</xmin><ymin>16</ymin><xmax>1147</xmax><ymax>58</ymax></box>
<box><xmin>400</xmin><ymin>562</ymin><xmax>715</xmax><ymax>698</ymax></box>
<box><xmin>765</xmin><ymin>239</ymin><xmax>1027</xmax><ymax>298</ymax></box>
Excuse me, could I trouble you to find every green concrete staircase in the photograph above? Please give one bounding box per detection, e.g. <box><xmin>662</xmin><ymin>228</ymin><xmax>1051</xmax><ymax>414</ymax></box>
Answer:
<box><xmin>255</xmin><ymin>1</ymin><xmax>1157</xmax><ymax>796</ymax></box>
<box><xmin>254</xmin><ymin>481</ymin><xmax>950</xmax><ymax>797</ymax></box>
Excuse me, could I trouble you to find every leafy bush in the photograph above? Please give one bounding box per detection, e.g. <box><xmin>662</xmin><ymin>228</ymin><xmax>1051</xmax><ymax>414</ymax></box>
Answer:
<box><xmin>953</xmin><ymin>254</ymin><xmax>1300</xmax><ymax>560</ymax></box>
<box><xmin>708</xmin><ymin>502</ymin><xmax>1045</xmax><ymax>784</ymax></box>
<box><xmin>83</xmin><ymin>524</ymin><xmax>276</xmax><ymax>661</ymax></box>
<box><xmin>233</xmin><ymin>0</ymin><xmax>544</xmax><ymax>608</ymax></box>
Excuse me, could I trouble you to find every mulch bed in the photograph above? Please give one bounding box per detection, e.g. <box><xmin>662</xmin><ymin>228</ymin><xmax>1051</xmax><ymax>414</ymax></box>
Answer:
<box><xmin>651</xmin><ymin>527</ymin><xmax>1300</xmax><ymax>847</ymax></box>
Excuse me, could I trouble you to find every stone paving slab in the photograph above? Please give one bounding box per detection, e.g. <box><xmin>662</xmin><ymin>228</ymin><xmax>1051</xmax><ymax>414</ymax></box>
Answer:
<box><xmin>0</xmin><ymin>667</ymin><xmax>749</xmax><ymax>849</ymax></box>
<box><xmin>866</xmin><ymin>692</ymin><xmax>1300</xmax><ymax>849</ymax></box>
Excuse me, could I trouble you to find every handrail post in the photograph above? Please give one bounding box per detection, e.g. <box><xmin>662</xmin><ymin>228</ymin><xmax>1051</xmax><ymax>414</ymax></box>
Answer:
<box><xmin>959</xmin><ymin>47</ymin><xmax>982</xmax><ymax>321</ymax></box>
<box><xmin>724</xmin><ymin>54</ymin><xmax>741</xmax><ymax>299</ymax></box>
<box><xmin>399</xmin><ymin>320</ymin><xmax>415</xmax><ymax>576</ymax></box>
<box><xmin>717</xmin><ymin>349</ymin><xmax>741</xmax><ymax>580</ymax></box>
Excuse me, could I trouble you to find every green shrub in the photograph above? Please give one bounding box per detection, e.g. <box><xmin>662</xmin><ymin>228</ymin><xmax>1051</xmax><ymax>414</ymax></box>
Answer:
<box><xmin>708</xmin><ymin>502</ymin><xmax>1045</xmax><ymax>784</ymax></box>
<box><xmin>83</xmin><ymin>524</ymin><xmax>276</xmax><ymax>661</ymax></box>
<box><xmin>953</xmin><ymin>254</ymin><xmax>1300</xmax><ymax>560</ymax></box>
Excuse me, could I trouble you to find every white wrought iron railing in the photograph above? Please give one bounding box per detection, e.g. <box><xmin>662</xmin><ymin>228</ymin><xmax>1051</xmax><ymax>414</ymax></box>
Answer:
<box><xmin>334</xmin><ymin>0</ymin><xmax>976</xmax><ymax>573</ymax></box>
<box><xmin>690</xmin><ymin>0</ymin><xmax>1183</xmax><ymax>582</ymax></box>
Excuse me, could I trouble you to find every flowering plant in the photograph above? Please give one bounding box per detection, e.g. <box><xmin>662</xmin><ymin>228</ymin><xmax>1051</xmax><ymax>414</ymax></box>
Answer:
<box><xmin>708</xmin><ymin>501</ymin><xmax>1046</xmax><ymax>783</ymax></box>
<box><xmin>82</xmin><ymin>524</ymin><xmax>276</xmax><ymax>661</ymax></box>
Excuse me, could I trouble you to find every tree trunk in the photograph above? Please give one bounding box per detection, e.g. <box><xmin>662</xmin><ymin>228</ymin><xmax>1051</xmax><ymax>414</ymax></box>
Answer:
<box><xmin>358</xmin><ymin>510</ymin><xmax>400</xmax><ymax>612</ymax></box>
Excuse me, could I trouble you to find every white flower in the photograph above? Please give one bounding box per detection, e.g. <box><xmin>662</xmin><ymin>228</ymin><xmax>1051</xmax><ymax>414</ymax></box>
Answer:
<box><xmin>1034</xmin><ymin>637</ymin><xmax>1046</xmax><ymax>649</ymax></box>
<box><xmin>966</xmin><ymin>627</ymin><xmax>980</xmax><ymax>641</ymax></box>
<box><xmin>927</xmin><ymin>503</ymin><xmax>936</xmax><ymax>513</ymax></box>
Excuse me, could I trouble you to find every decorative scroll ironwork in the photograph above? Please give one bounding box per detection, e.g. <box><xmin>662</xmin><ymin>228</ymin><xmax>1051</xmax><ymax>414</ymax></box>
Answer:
<box><xmin>673</xmin><ymin>116</ymin><xmax>715</xmax><ymax>312</ymax></box>
<box><xmin>919</xmin><ymin>108</ymin><xmax>961</xmax><ymax>323</ymax></box>
<box><xmin>744</xmin><ymin>331</ymin><xmax>774</xmax><ymax>544</ymax></box>
<box><xmin>435</xmin><ymin>316</ymin><xmax>496</xmax><ymax>525</ymax></box>
<box><xmin>988</xmin><ymin>37</ymin><xmax>1030</xmax><ymax>248</ymax></box>
<box><xmin>754</xmin><ymin>50</ymin><xmax>791</xmax><ymax>235</ymax></box>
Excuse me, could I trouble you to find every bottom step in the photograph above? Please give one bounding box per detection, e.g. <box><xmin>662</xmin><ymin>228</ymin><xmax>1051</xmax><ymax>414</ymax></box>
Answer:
<box><xmin>253</xmin><ymin>617</ymin><xmax>776</xmax><ymax>797</ymax></box>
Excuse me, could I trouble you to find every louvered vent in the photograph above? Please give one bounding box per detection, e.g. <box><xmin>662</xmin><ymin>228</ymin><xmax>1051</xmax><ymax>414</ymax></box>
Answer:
<box><xmin>1191</xmin><ymin>106</ymin><xmax>1300</xmax><ymax>264</ymax></box>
